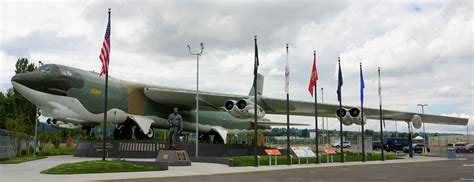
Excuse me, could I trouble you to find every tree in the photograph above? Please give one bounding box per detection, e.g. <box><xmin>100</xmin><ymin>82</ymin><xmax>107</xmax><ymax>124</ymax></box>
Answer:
<box><xmin>50</xmin><ymin>132</ymin><xmax>62</xmax><ymax>148</ymax></box>
<box><xmin>301</xmin><ymin>128</ymin><xmax>309</xmax><ymax>138</ymax></box>
<box><xmin>365</xmin><ymin>129</ymin><xmax>374</xmax><ymax>136</ymax></box>
<box><xmin>4</xmin><ymin>115</ymin><xmax>32</xmax><ymax>156</ymax></box>
<box><xmin>15</xmin><ymin>58</ymin><xmax>37</xmax><ymax>74</ymax></box>
<box><xmin>0</xmin><ymin>92</ymin><xmax>6</xmax><ymax>129</ymax></box>
<box><xmin>0</xmin><ymin>57</ymin><xmax>38</xmax><ymax>130</ymax></box>
<box><xmin>38</xmin><ymin>132</ymin><xmax>50</xmax><ymax>149</ymax></box>
<box><xmin>4</xmin><ymin>115</ymin><xmax>31</xmax><ymax>135</ymax></box>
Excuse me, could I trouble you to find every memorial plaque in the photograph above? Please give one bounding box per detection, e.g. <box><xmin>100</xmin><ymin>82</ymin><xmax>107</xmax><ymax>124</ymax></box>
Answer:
<box><xmin>162</xmin><ymin>151</ymin><xmax>169</xmax><ymax>161</ymax></box>
<box><xmin>176</xmin><ymin>151</ymin><xmax>187</xmax><ymax>161</ymax></box>
<box><xmin>156</xmin><ymin>149</ymin><xmax>191</xmax><ymax>166</ymax></box>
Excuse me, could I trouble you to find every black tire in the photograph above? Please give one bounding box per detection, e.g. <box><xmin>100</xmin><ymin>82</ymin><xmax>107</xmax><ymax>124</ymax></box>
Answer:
<box><xmin>123</xmin><ymin>126</ymin><xmax>133</xmax><ymax>140</ymax></box>
<box><xmin>134</xmin><ymin>127</ymin><xmax>144</xmax><ymax>140</ymax></box>
<box><xmin>145</xmin><ymin>127</ymin><xmax>155</xmax><ymax>139</ymax></box>
<box><xmin>113</xmin><ymin>127</ymin><xmax>121</xmax><ymax>140</ymax></box>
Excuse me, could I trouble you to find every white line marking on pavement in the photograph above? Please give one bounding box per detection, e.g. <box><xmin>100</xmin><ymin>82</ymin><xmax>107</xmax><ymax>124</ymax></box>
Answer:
<box><xmin>459</xmin><ymin>178</ymin><xmax>474</xmax><ymax>181</ymax></box>
<box><xmin>462</xmin><ymin>164</ymin><xmax>474</xmax><ymax>167</ymax></box>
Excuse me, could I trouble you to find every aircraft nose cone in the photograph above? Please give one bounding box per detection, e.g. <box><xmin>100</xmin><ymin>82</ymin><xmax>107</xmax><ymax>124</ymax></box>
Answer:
<box><xmin>11</xmin><ymin>74</ymin><xmax>23</xmax><ymax>84</ymax></box>
<box><xmin>11</xmin><ymin>72</ymin><xmax>40</xmax><ymax>89</ymax></box>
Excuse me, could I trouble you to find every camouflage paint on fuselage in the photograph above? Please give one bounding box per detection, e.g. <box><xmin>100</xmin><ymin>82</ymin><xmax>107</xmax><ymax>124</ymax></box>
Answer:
<box><xmin>19</xmin><ymin>64</ymin><xmax>260</xmax><ymax>132</ymax></box>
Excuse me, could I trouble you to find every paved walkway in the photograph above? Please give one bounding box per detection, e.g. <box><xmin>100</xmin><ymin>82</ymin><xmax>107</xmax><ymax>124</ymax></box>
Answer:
<box><xmin>0</xmin><ymin>155</ymin><xmax>454</xmax><ymax>182</ymax></box>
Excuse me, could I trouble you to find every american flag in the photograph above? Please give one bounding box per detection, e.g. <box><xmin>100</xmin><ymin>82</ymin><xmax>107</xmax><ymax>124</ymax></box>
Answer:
<box><xmin>99</xmin><ymin>10</ymin><xmax>111</xmax><ymax>77</ymax></box>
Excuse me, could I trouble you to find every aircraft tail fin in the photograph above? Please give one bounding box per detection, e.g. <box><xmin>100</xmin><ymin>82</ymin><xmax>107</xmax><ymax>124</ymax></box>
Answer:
<box><xmin>249</xmin><ymin>74</ymin><xmax>264</xmax><ymax>96</ymax></box>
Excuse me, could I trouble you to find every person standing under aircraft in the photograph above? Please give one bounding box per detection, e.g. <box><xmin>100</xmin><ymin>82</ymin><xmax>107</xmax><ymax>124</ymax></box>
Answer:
<box><xmin>168</xmin><ymin>107</ymin><xmax>183</xmax><ymax>149</ymax></box>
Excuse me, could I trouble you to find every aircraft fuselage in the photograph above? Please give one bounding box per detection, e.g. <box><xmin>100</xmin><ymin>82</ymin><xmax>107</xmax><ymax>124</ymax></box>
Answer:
<box><xmin>11</xmin><ymin>64</ymin><xmax>266</xmax><ymax>139</ymax></box>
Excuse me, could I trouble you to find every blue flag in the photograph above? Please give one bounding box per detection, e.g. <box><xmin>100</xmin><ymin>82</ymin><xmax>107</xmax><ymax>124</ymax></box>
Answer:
<box><xmin>360</xmin><ymin>63</ymin><xmax>365</xmax><ymax>105</ymax></box>
<box><xmin>337</xmin><ymin>58</ymin><xmax>343</xmax><ymax>102</ymax></box>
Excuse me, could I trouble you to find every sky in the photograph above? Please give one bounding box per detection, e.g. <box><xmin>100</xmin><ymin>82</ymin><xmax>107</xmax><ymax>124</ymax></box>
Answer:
<box><xmin>0</xmin><ymin>0</ymin><xmax>472</xmax><ymax>134</ymax></box>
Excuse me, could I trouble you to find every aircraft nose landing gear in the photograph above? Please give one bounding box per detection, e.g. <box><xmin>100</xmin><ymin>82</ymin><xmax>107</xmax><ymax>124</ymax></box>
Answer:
<box><xmin>113</xmin><ymin>125</ymin><xmax>132</xmax><ymax>140</ymax></box>
<box><xmin>134</xmin><ymin>127</ymin><xmax>154</xmax><ymax>140</ymax></box>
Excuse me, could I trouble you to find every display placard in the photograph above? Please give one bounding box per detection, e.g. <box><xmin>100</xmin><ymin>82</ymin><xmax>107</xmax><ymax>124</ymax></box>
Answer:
<box><xmin>291</xmin><ymin>146</ymin><xmax>316</xmax><ymax>158</ymax></box>
<box><xmin>324</xmin><ymin>148</ymin><xmax>337</xmax><ymax>155</ymax></box>
<box><xmin>264</xmin><ymin>149</ymin><xmax>282</xmax><ymax>156</ymax></box>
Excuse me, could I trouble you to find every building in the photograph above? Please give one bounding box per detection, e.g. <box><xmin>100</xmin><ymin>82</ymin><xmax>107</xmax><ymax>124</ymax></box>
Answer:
<box><xmin>428</xmin><ymin>135</ymin><xmax>474</xmax><ymax>147</ymax></box>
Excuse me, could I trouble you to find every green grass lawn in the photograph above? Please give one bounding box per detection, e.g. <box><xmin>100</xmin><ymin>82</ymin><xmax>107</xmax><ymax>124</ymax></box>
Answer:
<box><xmin>0</xmin><ymin>146</ymin><xmax>75</xmax><ymax>164</ymax></box>
<box><xmin>0</xmin><ymin>156</ymin><xmax>47</xmax><ymax>164</ymax></box>
<box><xmin>41</xmin><ymin>160</ymin><xmax>167</xmax><ymax>174</ymax></box>
<box><xmin>39</xmin><ymin>146</ymin><xmax>76</xmax><ymax>156</ymax></box>
<box><xmin>229</xmin><ymin>152</ymin><xmax>404</xmax><ymax>167</ymax></box>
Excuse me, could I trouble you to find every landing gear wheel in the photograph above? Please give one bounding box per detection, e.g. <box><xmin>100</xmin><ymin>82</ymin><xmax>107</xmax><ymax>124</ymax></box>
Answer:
<box><xmin>134</xmin><ymin>127</ymin><xmax>154</xmax><ymax>140</ymax></box>
<box><xmin>113</xmin><ymin>127</ymin><xmax>121</xmax><ymax>140</ymax></box>
<box><xmin>145</xmin><ymin>127</ymin><xmax>154</xmax><ymax>139</ymax></box>
<box><xmin>83</xmin><ymin>126</ymin><xmax>93</xmax><ymax>138</ymax></box>
<box><xmin>134</xmin><ymin>127</ymin><xmax>145</xmax><ymax>140</ymax></box>
<box><xmin>123</xmin><ymin>126</ymin><xmax>132</xmax><ymax>140</ymax></box>
<box><xmin>113</xmin><ymin>124</ymin><xmax>133</xmax><ymax>140</ymax></box>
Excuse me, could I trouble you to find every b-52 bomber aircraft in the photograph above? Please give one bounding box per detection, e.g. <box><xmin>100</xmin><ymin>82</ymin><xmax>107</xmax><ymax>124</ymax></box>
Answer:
<box><xmin>11</xmin><ymin>64</ymin><xmax>468</xmax><ymax>143</ymax></box>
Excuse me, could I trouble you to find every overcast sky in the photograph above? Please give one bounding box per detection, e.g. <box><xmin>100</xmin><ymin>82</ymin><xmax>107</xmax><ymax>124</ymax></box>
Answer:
<box><xmin>0</xmin><ymin>0</ymin><xmax>472</xmax><ymax>134</ymax></box>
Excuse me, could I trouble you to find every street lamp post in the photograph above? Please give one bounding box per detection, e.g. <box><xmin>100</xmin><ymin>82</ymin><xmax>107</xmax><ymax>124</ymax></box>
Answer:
<box><xmin>34</xmin><ymin>61</ymin><xmax>43</xmax><ymax>157</ymax></box>
<box><xmin>187</xmin><ymin>43</ymin><xmax>204</xmax><ymax>158</ymax></box>
<box><xmin>33</xmin><ymin>108</ymin><xmax>39</xmax><ymax>157</ymax></box>
<box><xmin>417</xmin><ymin>104</ymin><xmax>428</xmax><ymax>143</ymax></box>
<box><xmin>321</xmin><ymin>87</ymin><xmax>326</xmax><ymax>145</ymax></box>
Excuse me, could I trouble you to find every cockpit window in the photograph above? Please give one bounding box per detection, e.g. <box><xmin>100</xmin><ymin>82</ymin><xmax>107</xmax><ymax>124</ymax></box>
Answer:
<box><xmin>38</xmin><ymin>65</ymin><xmax>52</xmax><ymax>73</ymax></box>
<box><xmin>37</xmin><ymin>64</ymin><xmax>60</xmax><ymax>74</ymax></box>
<box><xmin>59</xmin><ymin>67</ymin><xmax>72</xmax><ymax>76</ymax></box>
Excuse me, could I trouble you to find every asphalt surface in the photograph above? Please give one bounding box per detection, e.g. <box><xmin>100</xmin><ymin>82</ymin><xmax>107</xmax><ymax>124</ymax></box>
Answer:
<box><xmin>1</xmin><ymin>155</ymin><xmax>472</xmax><ymax>182</ymax></box>
<box><xmin>102</xmin><ymin>158</ymin><xmax>474</xmax><ymax>182</ymax></box>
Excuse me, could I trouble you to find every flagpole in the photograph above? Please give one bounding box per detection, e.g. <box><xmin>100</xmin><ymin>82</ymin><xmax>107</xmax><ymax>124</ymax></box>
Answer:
<box><xmin>314</xmin><ymin>51</ymin><xmax>319</xmax><ymax>164</ymax></box>
<box><xmin>360</xmin><ymin>63</ymin><xmax>366</xmax><ymax>162</ymax></box>
<box><xmin>101</xmin><ymin>8</ymin><xmax>111</xmax><ymax>162</ymax></box>
<box><xmin>338</xmin><ymin>57</ymin><xmax>344</xmax><ymax>163</ymax></box>
<box><xmin>253</xmin><ymin>35</ymin><xmax>259</xmax><ymax>167</ymax></box>
<box><xmin>286</xmin><ymin>44</ymin><xmax>291</xmax><ymax>165</ymax></box>
<box><xmin>378</xmin><ymin>67</ymin><xmax>385</xmax><ymax>161</ymax></box>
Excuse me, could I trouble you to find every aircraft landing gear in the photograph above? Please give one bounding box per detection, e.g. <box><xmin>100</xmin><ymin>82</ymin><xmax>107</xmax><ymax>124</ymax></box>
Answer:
<box><xmin>199</xmin><ymin>132</ymin><xmax>224</xmax><ymax>144</ymax></box>
<box><xmin>83</xmin><ymin>125</ymin><xmax>93</xmax><ymax>138</ymax></box>
<box><xmin>113</xmin><ymin>125</ymin><xmax>132</xmax><ymax>140</ymax></box>
<box><xmin>134</xmin><ymin>127</ymin><xmax>154</xmax><ymax>140</ymax></box>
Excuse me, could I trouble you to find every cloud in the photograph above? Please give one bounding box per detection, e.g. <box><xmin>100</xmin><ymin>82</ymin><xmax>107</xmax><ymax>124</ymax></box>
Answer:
<box><xmin>0</xmin><ymin>1</ymin><xmax>472</xmax><ymax>134</ymax></box>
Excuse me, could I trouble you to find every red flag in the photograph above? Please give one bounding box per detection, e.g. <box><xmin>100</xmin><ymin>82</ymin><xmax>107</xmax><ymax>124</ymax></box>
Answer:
<box><xmin>99</xmin><ymin>10</ymin><xmax>111</xmax><ymax>77</ymax></box>
<box><xmin>308</xmin><ymin>53</ymin><xmax>318</xmax><ymax>96</ymax></box>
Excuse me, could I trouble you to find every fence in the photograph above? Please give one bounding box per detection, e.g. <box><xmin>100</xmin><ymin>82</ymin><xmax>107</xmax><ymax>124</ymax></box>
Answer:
<box><xmin>0</xmin><ymin>130</ymin><xmax>34</xmax><ymax>159</ymax></box>
<box><xmin>0</xmin><ymin>136</ymin><xmax>15</xmax><ymax>159</ymax></box>
<box><xmin>0</xmin><ymin>135</ymin><xmax>33</xmax><ymax>159</ymax></box>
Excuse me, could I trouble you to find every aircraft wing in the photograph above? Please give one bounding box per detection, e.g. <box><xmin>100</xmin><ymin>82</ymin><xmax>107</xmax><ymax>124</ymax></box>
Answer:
<box><xmin>261</xmin><ymin>98</ymin><xmax>469</xmax><ymax>126</ymax></box>
<box><xmin>254</xmin><ymin>121</ymin><xmax>309</xmax><ymax>126</ymax></box>
<box><xmin>144</xmin><ymin>87</ymin><xmax>468</xmax><ymax>126</ymax></box>
<box><xmin>144</xmin><ymin>87</ymin><xmax>246</xmax><ymax>110</ymax></box>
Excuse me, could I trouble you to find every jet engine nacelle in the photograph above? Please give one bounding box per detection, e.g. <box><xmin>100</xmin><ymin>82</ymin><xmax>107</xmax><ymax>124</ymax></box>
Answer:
<box><xmin>335</xmin><ymin>107</ymin><xmax>366</xmax><ymax>126</ymax></box>
<box><xmin>45</xmin><ymin>118</ymin><xmax>81</xmax><ymax>129</ymax></box>
<box><xmin>46</xmin><ymin>118</ymin><xmax>64</xmax><ymax>126</ymax></box>
<box><xmin>224</xmin><ymin>99</ymin><xmax>265</xmax><ymax>119</ymax></box>
<box><xmin>411</xmin><ymin>114</ymin><xmax>422</xmax><ymax>129</ymax></box>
